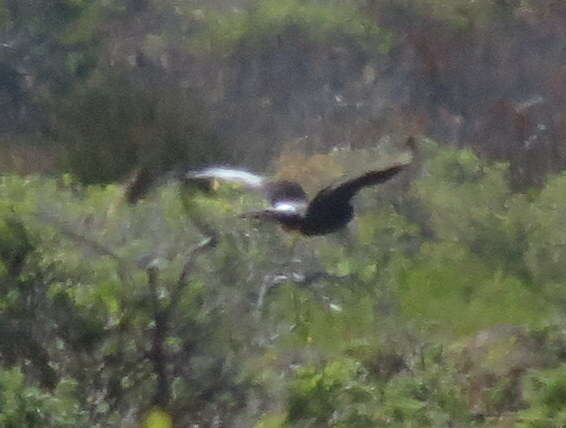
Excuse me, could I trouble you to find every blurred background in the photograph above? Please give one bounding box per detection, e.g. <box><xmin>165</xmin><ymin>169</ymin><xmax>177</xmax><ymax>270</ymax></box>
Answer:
<box><xmin>1</xmin><ymin>0</ymin><xmax>566</xmax><ymax>427</ymax></box>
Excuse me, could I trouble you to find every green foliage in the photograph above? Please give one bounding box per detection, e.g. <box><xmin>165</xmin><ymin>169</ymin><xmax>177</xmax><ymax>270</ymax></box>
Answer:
<box><xmin>60</xmin><ymin>2</ymin><xmax>106</xmax><ymax>45</ymax></box>
<box><xmin>55</xmin><ymin>73</ymin><xmax>221</xmax><ymax>185</ymax></box>
<box><xmin>526</xmin><ymin>173</ymin><xmax>566</xmax><ymax>286</ymax></box>
<box><xmin>413</xmin><ymin>144</ymin><xmax>517</xmax><ymax>266</ymax></box>
<box><xmin>56</xmin><ymin>75</ymin><xmax>149</xmax><ymax>184</ymax></box>
<box><xmin>377</xmin><ymin>365</ymin><xmax>469</xmax><ymax>427</ymax></box>
<box><xmin>142</xmin><ymin>407</ymin><xmax>172</xmax><ymax>428</ymax></box>
<box><xmin>190</xmin><ymin>0</ymin><xmax>390</xmax><ymax>55</ymax></box>
<box><xmin>285</xmin><ymin>350</ymin><xmax>472</xmax><ymax>427</ymax></box>
<box><xmin>399</xmin><ymin>242</ymin><xmax>544</xmax><ymax>336</ymax></box>
<box><xmin>4</xmin><ymin>0</ymin><xmax>566</xmax><ymax>423</ymax></box>
<box><xmin>0</xmin><ymin>1</ymin><xmax>9</xmax><ymax>30</ymax></box>
<box><xmin>1</xmin><ymin>144</ymin><xmax>566</xmax><ymax>424</ymax></box>
<box><xmin>390</xmin><ymin>0</ymin><xmax>521</xmax><ymax>29</ymax></box>
<box><xmin>0</xmin><ymin>369</ymin><xmax>85</xmax><ymax>427</ymax></box>
<box><xmin>396</xmin><ymin>142</ymin><xmax>544</xmax><ymax>335</ymax></box>
<box><xmin>518</xmin><ymin>364</ymin><xmax>566</xmax><ymax>427</ymax></box>
<box><xmin>287</xmin><ymin>358</ymin><xmax>378</xmax><ymax>427</ymax></box>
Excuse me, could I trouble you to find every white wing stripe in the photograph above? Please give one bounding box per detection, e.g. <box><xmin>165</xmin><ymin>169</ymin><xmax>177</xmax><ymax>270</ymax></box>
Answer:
<box><xmin>188</xmin><ymin>167</ymin><xmax>265</xmax><ymax>188</ymax></box>
<box><xmin>273</xmin><ymin>202</ymin><xmax>307</xmax><ymax>212</ymax></box>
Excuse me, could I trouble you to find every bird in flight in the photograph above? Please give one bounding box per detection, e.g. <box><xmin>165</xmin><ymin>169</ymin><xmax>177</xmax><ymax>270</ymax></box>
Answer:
<box><xmin>184</xmin><ymin>157</ymin><xmax>410</xmax><ymax>237</ymax></box>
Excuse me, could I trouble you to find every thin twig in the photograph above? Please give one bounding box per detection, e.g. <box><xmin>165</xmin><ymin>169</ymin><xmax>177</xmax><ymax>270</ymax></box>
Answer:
<box><xmin>147</xmin><ymin>266</ymin><xmax>170</xmax><ymax>406</ymax></box>
<box><xmin>34</xmin><ymin>212</ymin><xmax>136</xmax><ymax>287</ymax></box>
<box><xmin>36</xmin><ymin>210</ymin><xmax>218</xmax><ymax>409</ymax></box>
<box><xmin>37</xmin><ymin>212</ymin><xmax>122</xmax><ymax>261</ymax></box>
<box><xmin>255</xmin><ymin>271</ymin><xmax>353</xmax><ymax>317</ymax></box>
<box><xmin>167</xmin><ymin>235</ymin><xmax>217</xmax><ymax>315</ymax></box>
<box><xmin>146</xmin><ymin>235</ymin><xmax>217</xmax><ymax>407</ymax></box>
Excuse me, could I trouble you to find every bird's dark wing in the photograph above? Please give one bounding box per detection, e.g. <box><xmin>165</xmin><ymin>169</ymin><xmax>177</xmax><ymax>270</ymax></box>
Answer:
<box><xmin>297</xmin><ymin>164</ymin><xmax>405</xmax><ymax>235</ymax></box>
<box><xmin>318</xmin><ymin>163</ymin><xmax>406</xmax><ymax>203</ymax></box>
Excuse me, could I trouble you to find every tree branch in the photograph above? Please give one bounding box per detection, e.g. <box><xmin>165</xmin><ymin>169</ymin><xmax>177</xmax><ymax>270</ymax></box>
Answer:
<box><xmin>167</xmin><ymin>235</ymin><xmax>217</xmax><ymax>315</ymax></box>
<box><xmin>255</xmin><ymin>271</ymin><xmax>353</xmax><ymax>317</ymax></box>
<box><xmin>34</xmin><ymin>212</ymin><xmax>135</xmax><ymax>286</ymax></box>
<box><xmin>147</xmin><ymin>235</ymin><xmax>216</xmax><ymax>407</ymax></box>
<box><xmin>147</xmin><ymin>266</ymin><xmax>170</xmax><ymax>406</ymax></box>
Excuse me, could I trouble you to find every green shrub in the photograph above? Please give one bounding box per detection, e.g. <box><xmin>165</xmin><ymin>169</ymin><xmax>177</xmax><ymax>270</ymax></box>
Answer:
<box><xmin>518</xmin><ymin>364</ymin><xmax>566</xmax><ymax>428</ymax></box>
<box><xmin>190</xmin><ymin>0</ymin><xmax>390</xmax><ymax>55</ymax></box>
<box><xmin>0</xmin><ymin>369</ymin><xmax>85</xmax><ymax>427</ymax></box>
<box><xmin>0</xmin><ymin>143</ymin><xmax>566</xmax><ymax>424</ymax></box>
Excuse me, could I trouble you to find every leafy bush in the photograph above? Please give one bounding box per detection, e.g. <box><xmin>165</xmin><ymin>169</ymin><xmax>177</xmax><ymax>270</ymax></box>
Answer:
<box><xmin>0</xmin><ymin>369</ymin><xmax>85</xmax><ymax>427</ymax></box>
<box><xmin>55</xmin><ymin>73</ymin><xmax>221</xmax><ymax>186</ymax></box>
<box><xmin>518</xmin><ymin>364</ymin><xmax>566</xmax><ymax>428</ymax></box>
<box><xmin>190</xmin><ymin>0</ymin><xmax>390</xmax><ymax>55</ymax></box>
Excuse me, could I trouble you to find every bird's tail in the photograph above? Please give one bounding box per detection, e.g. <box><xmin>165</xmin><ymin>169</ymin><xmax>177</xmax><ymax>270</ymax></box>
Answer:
<box><xmin>240</xmin><ymin>209</ymin><xmax>304</xmax><ymax>232</ymax></box>
<box><xmin>240</xmin><ymin>210</ymin><xmax>277</xmax><ymax>220</ymax></box>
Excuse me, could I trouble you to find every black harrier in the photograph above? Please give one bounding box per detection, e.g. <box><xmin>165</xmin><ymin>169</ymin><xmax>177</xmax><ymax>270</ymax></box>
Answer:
<box><xmin>184</xmin><ymin>159</ymin><xmax>409</xmax><ymax>236</ymax></box>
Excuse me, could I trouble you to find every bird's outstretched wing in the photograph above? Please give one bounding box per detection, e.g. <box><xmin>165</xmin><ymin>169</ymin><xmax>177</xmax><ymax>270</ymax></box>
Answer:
<box><xmin>186</xmin><ymin>167</ymin><xmax>266</xmax><ymax>189</ymax></box>
<box><xmin>186</xmin><ymin>167</ymin><xmax>309</xmax><ymax>211</ymax></box>
<box><xmin>324</xmin><ymin>164</ymin><xmax>405</xmax><ymax>202</ymax></box>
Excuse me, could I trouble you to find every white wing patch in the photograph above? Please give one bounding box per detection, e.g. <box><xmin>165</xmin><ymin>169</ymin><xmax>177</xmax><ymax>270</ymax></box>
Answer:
<box><xmin>273</xmin><ymin>201</ymin><xmax>307</xmax><ymax>213</ymax></box>
<box><xmin>188</xmin><ymin>167</ymin><xmax>265</xmax><ymax>188</ymax></box>
<box><xmin>273</xmin><ymin>202</ymin><xmax>298</xmax><ymax>212</ymax></box>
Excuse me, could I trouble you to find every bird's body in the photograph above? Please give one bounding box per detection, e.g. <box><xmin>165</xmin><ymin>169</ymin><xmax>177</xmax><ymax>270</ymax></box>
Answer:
<box><xmin>301</xmin><ymin>196</ymin><xmax>354</xmax><ymax>236</ymax></box>
<box><xmin>185</xmin><ymin>162</ymin><xmax>408</xmax><ymax>236</ymax></box>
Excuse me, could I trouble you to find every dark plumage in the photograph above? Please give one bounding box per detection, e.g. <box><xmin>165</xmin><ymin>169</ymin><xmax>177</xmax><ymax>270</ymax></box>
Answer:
<box><xmin>185</xmin><ymin>161</ymin><xmax>408</xmax><ymax>236</ymax></box>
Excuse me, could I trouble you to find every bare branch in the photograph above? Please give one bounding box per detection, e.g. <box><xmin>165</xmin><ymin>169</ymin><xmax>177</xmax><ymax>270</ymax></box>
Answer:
<box><xmin>37</xmin><ymin>212</ymin><xmax>122</xmax><ymax>261</ymax></box>
<box><xmin>167</xmin><ymin>235</ymin><xmax>217</xmax><ymax>315</ymax></box>
<box><xmin>146</xmin><ymin>235</ymin><xmax>216</xmax><ymax>407</ymax></box>
<box><xmin>34</xmin><ymin>212</ymin><xmax>135</xmax><ymax>287</ymax></box>
<box><xmin>147</xmin><ymin>267</ymin><xmax>170</xmax><ymax>406</ymax></box>
<box><xmin>255</xmin><ymin>271</ymin><xmax>354</xmax><ymax>317</ymax></box>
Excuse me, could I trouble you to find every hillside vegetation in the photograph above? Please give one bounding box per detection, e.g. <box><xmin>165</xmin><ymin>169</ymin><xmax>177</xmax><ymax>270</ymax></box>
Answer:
<box><xmin>0</xmin><ymin>144</ymin><xmax>564</xmax><ymax>426</ymax></box>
